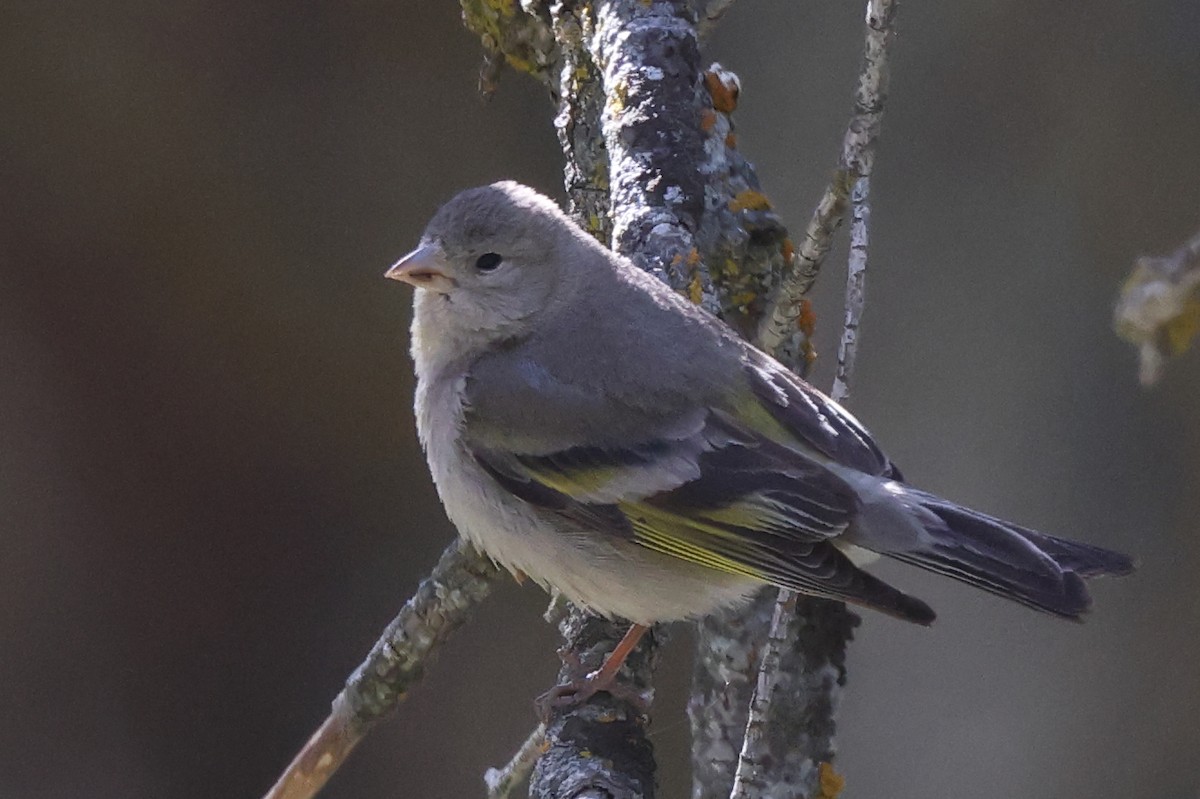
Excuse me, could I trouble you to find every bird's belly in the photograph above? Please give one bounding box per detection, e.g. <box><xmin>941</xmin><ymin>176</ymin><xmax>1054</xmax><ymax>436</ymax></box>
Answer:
<box><xmin>416</xmin><ymin>380</ymin><xmax>759</xmax><ymax>624</ymax></box>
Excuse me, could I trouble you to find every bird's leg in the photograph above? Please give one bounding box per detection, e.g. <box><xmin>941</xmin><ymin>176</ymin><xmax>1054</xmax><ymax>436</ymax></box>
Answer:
<box><xmin>588</xmin><ymin>622</ymin><xmax>648</xmax><ymax>688</ymax></box>
<box><xmin>536</xmin><ymin>623</ymin><xmax>649</xmax><ymax>718</ymax></box>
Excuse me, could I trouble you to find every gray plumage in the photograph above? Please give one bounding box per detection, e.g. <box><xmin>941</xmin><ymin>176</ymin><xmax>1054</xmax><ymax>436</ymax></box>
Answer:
<box><xmin>387</xmin><ymin>181</ymin><xmax>1133</xmax><ymax>626</ymax></box>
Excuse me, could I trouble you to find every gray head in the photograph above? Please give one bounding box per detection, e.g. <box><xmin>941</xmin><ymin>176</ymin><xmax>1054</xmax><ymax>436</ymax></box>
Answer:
<box><xmin>387</xmin><ymin>182</ymin><xmax>592</xmax><ymax>350</ymax></box>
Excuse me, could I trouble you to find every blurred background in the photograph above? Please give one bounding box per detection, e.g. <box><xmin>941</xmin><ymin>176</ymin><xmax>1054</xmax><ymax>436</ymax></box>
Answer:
<box><xmin>3</xmin><ymin>0</ymin><xmax>1199</xmax><ymax>796</ymax></box>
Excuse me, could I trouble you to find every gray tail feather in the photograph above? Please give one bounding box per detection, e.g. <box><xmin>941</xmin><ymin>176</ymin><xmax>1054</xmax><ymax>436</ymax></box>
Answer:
<box><xmin>886</xmin><ymin>492</ymin><xmax>1135</xmax><ymax>620</ymax></box>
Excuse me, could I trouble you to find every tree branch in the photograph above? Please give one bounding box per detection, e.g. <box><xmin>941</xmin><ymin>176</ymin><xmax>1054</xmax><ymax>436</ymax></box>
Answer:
<box><xmin>261</xmin><ymin>541</ymin><xmax>499</xmax><ymax>799</ymax></box>
<box><xmin>460</xmin><ymin>0</ymin><xmax>557</xmax><ymax>91</ymax></box>
<box><xmin>526</xmin><ymin>3</ymin><xmax>713</xmax><ymax>795</ymax></box>
<box><xmin>731</xmin><ymin>3</ymin><xmax>895</xmax><ymax>797</ymax></box>
<box><xmin>267</xmin><ymin>2</ymin><xmax>898</xmax><ymax>796</ymax></box>
<box><xmin>756</xmin><ymin>0</ymin><xmax>896</xmax><ymax>360</ymax></box>
<box><xmin>485</xmin><ymin>724</ymin><xmax>549</xmax><ymax>799</ymax></box>
<box><xmin>530</xmin><ymin>609</ymin><xmax>661</xmax><ymax>799</ymax></box>
<box><xmin>1114</xmin><ymin>227</ymin><xmax>1200</xmax><ymax>386</ymax></box>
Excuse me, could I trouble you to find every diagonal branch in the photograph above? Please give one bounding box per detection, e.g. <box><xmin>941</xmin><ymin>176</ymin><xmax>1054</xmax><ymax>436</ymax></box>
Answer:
<box><xmin>756</xmin><ymin>0</ymin><xmax>897</xmax><ymax>360</ymax></box>
<box><xmin>260</xmin><ymin>541</ymin><xmax>499</xmax><ymax>799</ymax></box>
<box><xmin>729</xmin><ymin>178</ymin><xmax>876</xmax><ymax>799</ymax></box>
<box><xmin>731</xmin><ymin>2</ymin><xmax>896</xmax><ymax>797</ymax></box>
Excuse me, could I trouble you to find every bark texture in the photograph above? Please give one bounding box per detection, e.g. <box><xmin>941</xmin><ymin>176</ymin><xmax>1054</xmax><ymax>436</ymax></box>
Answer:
<box><xmin>530</xmin><ymin>610</ymin><xmax>660</xmax><ymax>799</ymax></box>
<box><xmin>262</xmin><ymin>540</ymin><xmax>499</xmax><ymax>799</ymax></box>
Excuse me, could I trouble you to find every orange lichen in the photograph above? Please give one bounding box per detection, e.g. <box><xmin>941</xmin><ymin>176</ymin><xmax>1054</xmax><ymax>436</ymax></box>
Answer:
<box><xmin>688</xmin><ymin>271</ymin><xmax>704</xmax><ymax>305</ymax></box>
<box><xmin>700</xmin><ymin>109</ymin><xmax>718</xmax><ymax>132</ymax></box>
<box><xmin>780</xmin><ymin>237</ymin><xmax>795</xmax><ymax>263</ymax></box>
<box><xmin>704</xmin><ymin>70</ymin><xmax>739</xmax><ymax>112</ymax></box>
<box><xmin>729</xmin><ymin>190</ymin><xmax>772</xmax><ymax>212</ymax></box>
<box><xmin>817</xmin><ymin>762</ymin><xmax>846</xmax><ymax>799</ymax></box>
<box><xmin>797</xmin><ymin>297</ymin><xmax>817</xmax><ymax>338</ymax></box>
<box><xmin>725</xmin><ymin>132</ymin><xmax>738</xmax><ymax>149</ymax></box>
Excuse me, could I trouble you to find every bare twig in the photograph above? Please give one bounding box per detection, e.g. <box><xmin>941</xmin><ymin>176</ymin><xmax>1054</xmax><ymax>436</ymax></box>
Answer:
<box><xmin>261</xmin><ymin>541</ymin><xmax>499</xmax><ymax>799</ymax></box>
<box><xmin>834</xmin><ymin>177</ymin><xmax>872</xmax><ymax>402</ymax></box>
<box><xmin>756</xmin><ymin>0</ymin><xmax>896</xmax><ymax>359</ymax></box>
<box><xmin>1114</xmin><ymin>228</ymin><xmax>1200</xmax><ymax>385</ymax></box>
<box><xmin>729</xmin><ymin>592</ymin><xmax>800</xmax><ymax>799</ymax></box>
<box><xmin>732</xmin><ymin>2</ymin><xmax>894</xmax><ymax>796</ymax></box>
<box><xmin>485</xmin><ymin>724</ymin><xmax>549</xmax><ymax>799</ymax></box>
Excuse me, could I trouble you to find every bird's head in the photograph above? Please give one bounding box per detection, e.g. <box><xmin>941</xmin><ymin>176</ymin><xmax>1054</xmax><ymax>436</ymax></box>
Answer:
<box><xmin>388</xmin><ymin>182</ymin><xmax>588</xmax><ymax>350</ymax></box>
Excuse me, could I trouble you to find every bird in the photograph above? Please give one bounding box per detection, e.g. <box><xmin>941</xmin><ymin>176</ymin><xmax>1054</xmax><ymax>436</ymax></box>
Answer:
<box><xmin>385</xmin><ymin>180</ymin><xmax>1133</xmax><ymax>687</ymax></box>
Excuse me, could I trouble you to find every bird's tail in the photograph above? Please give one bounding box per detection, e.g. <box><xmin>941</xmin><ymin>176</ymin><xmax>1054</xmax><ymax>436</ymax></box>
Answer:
<box><xmin>885</xmin><ymin>490</ymin><xmax>1135</xmax><ymax>620</ymax></box>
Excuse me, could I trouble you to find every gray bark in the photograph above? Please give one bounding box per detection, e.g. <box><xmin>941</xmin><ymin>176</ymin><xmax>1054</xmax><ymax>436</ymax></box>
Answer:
<box><xmin>530</xmin><ymin>609</ymin><xmax>660</xmax><ymax>799</ymax></box>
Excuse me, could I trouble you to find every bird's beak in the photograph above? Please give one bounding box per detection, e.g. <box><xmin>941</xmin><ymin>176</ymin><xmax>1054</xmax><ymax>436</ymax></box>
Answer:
<box><xmin>385</xmin><ymin>244</ymin><xmax>455</xmax><ymax>291</ymax></box>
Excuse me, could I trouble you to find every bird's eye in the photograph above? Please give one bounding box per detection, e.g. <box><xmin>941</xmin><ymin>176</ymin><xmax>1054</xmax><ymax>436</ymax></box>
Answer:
<box><xmin>474</xmin><ymin>252</ymin><xmax>503</xmax><ymax>272</ymax></box>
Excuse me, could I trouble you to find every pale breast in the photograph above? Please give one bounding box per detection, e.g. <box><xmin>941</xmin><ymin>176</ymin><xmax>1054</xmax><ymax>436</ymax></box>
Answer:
<box><xmin>412</xmin><ymin>366</ymin><xmax>761</xmax><ymax>625</ymax></box>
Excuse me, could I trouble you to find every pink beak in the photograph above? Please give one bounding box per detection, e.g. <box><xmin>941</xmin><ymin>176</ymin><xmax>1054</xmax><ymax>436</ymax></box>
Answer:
<box><xmin>385</xmin><ymin>244</ymin><xmax>454</xmax><ymax>290</ymax></box>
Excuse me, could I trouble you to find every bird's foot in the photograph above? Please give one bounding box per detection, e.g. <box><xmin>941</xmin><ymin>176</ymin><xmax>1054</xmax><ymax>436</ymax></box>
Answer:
<box><xmin>534</xmin><ymin>669</ymin><xmax>651</xmax><ymax>722</ymax></box>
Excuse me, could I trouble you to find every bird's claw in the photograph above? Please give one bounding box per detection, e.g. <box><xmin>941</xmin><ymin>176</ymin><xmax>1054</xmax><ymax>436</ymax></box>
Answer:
<box><xmin>534</xmin><ymin>671</ymin><xmax>651</xmax><ymax>723</ymax></box>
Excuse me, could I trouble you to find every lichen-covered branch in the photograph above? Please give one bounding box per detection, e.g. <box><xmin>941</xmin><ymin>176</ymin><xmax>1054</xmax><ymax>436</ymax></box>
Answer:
<box><xmin>693</xmin><ymin>64</ymin><xmax>802</xmax><ymax>347</ymax></box>
<box><xmin>520</xmin><ymin>3</ymin><xmax>718</xmax><ymax>796</ymax></box>
<box><xmin>530</xmin><ymin>609</ymin><xmax>660</xmax><ymax>799</ymax></box>
<box><xmin>593</xmin><ymin>0</ymin><xmax>710</xmax><ymax>297</ymax></box>
<box><xmin>551</xmin><ymin>2</ymin><xmax>611</xmax><ymax>242</ymax></box>
<box><xmin>260</xmin><ymin>541</ymin><xmax>499</xmax><ymax>799</ymax></box>
<box><xmin>460</xmin><ymin>0</ymin><xmax>557</xmax><ymax>90</ymax></box>
<box><xmin>756</xmin><ymin>0</ymin><xmax>896</xmax><ymax>360</ymax></box>
<box><xmin>1114</xmin><ymin>227</ymin><xmax>1200</xmax><ymax>386</ymax></box>
<box><xmin>688</xmin><ymin>593</ymin><xmax>771</xmax><ymax>799</ymax></box>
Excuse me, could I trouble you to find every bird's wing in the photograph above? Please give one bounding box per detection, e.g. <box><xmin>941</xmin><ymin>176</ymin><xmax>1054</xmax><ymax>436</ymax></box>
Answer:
<box><xmin>465</xmin><ymin>366</ymin><xmax>933</xmax><ymax>623</ymax></box>
<box><xmin>739</xmin><ymin>351</ymin><xmax>900</xmax><ymax>478</ymax></box>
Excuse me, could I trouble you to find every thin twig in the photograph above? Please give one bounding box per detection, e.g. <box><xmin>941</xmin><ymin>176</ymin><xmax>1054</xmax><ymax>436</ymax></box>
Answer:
<box><xmin>728</xmin><ymin>592</ymin><xmax>799</xmax><ymax>799</ymax></box>
<box><xmin>756</xmin><ymin>0</ymin><xmax>896</xmax><ymax>358</ymax></box>
<box><xmin>729</xmin><ymin>180</ymin><xmax>874</xmax><ymax>799</ymax></box>
<box><xmin>485</xmin><ymin>724</ymin><xmax>549</xmax><ymax>799</ymax></box>
<box><xmin>261</xmin><ymin>541</ymin><xmax>499</xmax><ymax>799</ymax></box>
<box><xmin>731</xmin><ymin>1</ymin><xmax>894</xmax><ymax>796</ymax></box>
<box><xmin>833</xmin><ymin>177</ymin><xmax>871</xmax><ymax>403</ymax></box>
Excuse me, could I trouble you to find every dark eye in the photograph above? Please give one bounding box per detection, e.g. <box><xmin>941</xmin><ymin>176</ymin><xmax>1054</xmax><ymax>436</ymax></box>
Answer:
<box><xmin>474</xmin><ymin>252</ymin><xmax>503</xmax><ymax>272</ymax></box>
